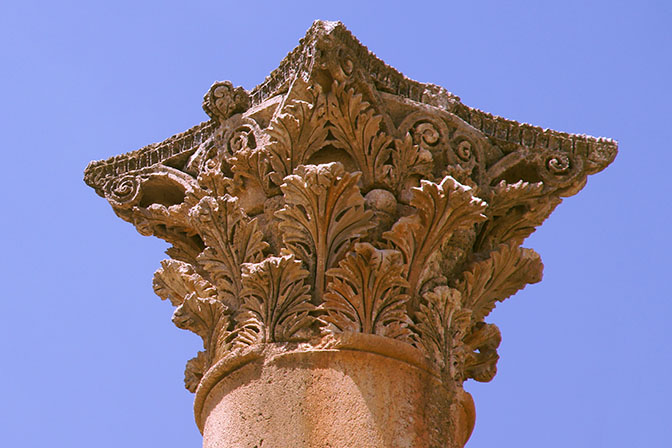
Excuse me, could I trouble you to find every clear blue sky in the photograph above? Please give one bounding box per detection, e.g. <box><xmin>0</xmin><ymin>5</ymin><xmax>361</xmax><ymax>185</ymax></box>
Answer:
<box><xmin>1</xmin><ymin>1</ymin><xmax>670</xmax><ymax>447</ymax></box>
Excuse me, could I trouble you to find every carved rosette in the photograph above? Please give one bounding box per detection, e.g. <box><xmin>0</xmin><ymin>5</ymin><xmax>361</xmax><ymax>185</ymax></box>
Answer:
<box><xmin>84</xmin><ymin>20</ymin><xmax>616</xmax><ymax>422</ymax></box>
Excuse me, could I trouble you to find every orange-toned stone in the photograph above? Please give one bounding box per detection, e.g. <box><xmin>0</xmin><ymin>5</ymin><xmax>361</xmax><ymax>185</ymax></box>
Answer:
<box><xmin>84</xmin><ymin>19</ymin><xmax>616</xmax><ymax>448</ymax></box>
<box><xmin>198</xmin><ymin>340</ymin><xmax>474</xmax><ymax>448</ymax></box>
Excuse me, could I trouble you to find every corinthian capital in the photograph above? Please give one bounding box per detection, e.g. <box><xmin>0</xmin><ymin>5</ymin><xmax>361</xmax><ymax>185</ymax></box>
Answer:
<box><xmin>84</xmin><ymin>20</ymin><xmax>616</xmax><ymax>448</ymax></box>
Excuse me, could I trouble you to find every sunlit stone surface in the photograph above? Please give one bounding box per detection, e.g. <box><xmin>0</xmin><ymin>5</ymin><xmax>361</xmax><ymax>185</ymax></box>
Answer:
<box><xmin>84</xmin><ymin>20</ymin><xmax>616</xmax><ymax>447</ymax></box>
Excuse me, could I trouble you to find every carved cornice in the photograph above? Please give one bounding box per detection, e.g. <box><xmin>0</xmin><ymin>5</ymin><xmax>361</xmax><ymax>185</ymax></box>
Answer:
<box><xmin>84</xmin><ymin>21</ymin><xmax>616</xmax><ymax>198</ymax></box>
<box><xmin>84</xmin><ymin>20</ymin><xmax>617</xmax><ymax>400</ymax></box>
<box><xmin>84</xmin><ymin>121</ymin><xmax>216</xmax><ymax>197</ymax></box>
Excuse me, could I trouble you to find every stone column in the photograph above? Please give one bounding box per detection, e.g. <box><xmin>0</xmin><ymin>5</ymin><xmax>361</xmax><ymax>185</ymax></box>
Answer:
<box><xmin>84</xmin><ymin>21</ymin><xmax>616</xmax><ymax>448</ymax></box>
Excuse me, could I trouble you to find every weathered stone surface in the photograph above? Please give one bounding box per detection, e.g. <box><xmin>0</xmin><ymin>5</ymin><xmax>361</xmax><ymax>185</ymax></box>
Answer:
<box><xmin>198</xmin><ymin>337</ymin><xmax>474</xmax><ymax>448</ymax></box>
<box><xmin>84</xmin><ymin>20</ymin><xmax>617</xmax><ymax>447</ymax></box>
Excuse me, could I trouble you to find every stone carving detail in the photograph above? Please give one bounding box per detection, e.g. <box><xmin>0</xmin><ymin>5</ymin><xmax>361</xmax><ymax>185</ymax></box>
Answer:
<box><xmin>236</xmin><ymin>254</ymin><xmax>315</xmax><ymax>345</ymax></box>
<box><xmin>84</xmin><ymin>20</ymin><xmax>617</xmax><ymax>400</ymax></box>
<box><xmin>189</xmin><ymin>195</ymin><xmax>268</xmax><ymax>309</ymax></box>
<box><xmin>458</xmin><ymin>242</ymin><xmax>543</xmax><ymax>324</ymax></box>
<box><xmin>266</xmin><ymin>91</ymin><xmax>328</xmax><ymax>186</ymax></box>
<box><xmin>388</xmin><ymin>134</ymin><xmax>433</xmax><ymax>195</ymax></box>
<box><xmin>320</xmin><ymin>243</ymin><xmax>412</xmax><ymax>340</ymax></box>
<box><xmin>384</xmin><ymin>177</ymin><xmax>487</xmax><ymax>305</ymax></box>
<box><xmin>413</xmin><ymin>286</ymin><xmax>470</xmax><ymax>378</ymax></box>
<box><xmin>326</xmin><ymin>81</ymin><xmax>394</xmax><ymax>190</ymax></box>
<box><xmin>152</xmin><ymin>258</ymin><xmax>234</xmax><ymax>392</ymax></box>
<box><xmin>203</xmin><ymin>81</ymin><xmax>250</xmax><ymax>123</ymax></box>
<box><xmin>277</xmin><ymin>163</ymin><xmax>374</xmax><ymax>301</ymax></box>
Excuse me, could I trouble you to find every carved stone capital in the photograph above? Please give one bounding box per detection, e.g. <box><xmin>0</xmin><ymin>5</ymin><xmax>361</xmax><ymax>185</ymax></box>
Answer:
<box><xmin>85</xmin><ymin>20</ymin><xmax>616</xmax><ymax>447</ymax></box>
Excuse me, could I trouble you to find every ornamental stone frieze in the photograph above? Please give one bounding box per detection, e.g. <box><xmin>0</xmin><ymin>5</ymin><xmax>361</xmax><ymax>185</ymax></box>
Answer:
<box><xmin>84</xmin><ymin>20</ymin><xmax>616</xmax><ymax>447</ymax></box>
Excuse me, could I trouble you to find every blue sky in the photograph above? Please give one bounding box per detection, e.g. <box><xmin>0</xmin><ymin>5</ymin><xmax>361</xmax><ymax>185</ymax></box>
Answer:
<box><xmin>1</xmin><ymin>1</ymin><xmax>670</xmax><ymax>447</ymax></box>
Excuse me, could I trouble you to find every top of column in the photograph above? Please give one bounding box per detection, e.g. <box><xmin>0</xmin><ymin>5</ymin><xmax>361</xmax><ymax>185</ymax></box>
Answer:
<box><xmin>83</xmin><ymin>19</ymin><xmax>617</xmax><ymax>412</ymax></box>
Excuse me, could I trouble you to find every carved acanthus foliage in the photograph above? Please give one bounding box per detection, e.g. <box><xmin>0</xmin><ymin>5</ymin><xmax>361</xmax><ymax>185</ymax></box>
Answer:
<box><xmin>154</xmin><ymin>259</ymin><xmax>234</xmax><ymax>391</ymax></box>
<box><xmin>320</xmin><ymin>243</ymin><xmax>412</xmax><ymax>341</ymax></box>
<box><xmin>172</xmin><ymin>296</ymin><xmax>232</xmax><ymax>357</ymax></box>
<box><xmin>172</xmin><ymin>295</ymin><xmax>235</xmax><ymax>390</ymax></box>
<box><xmin>388</xmin><ymin>134</ymin><xmax>434</xmax><ymax>194</ymax></box>
<box><xmin>153</xmin><ymin>259</ymin><xmax>216</xmax><ymax>307</ymax></box>
<box><xmin>458</xmin><ymin>242</ymin><xmax>543</xmax><ymax>322</ymax></box>
<box><xmin>131</xmin><ymin>198</ymin><xmax>196</xmax><ymax>239</ymax></box>
<box><xmin>475</xmin><ymin>181</ymin><xmax>561</xmax><ymax>252</ymax></box>
<box><xmin>266</xmin><ymin>94</ymin><xmax>329</xmax><ymax>186</ymax></box>
<box><xmin>236</xmin><ymin>255</ymin><xmax>316</xmax><ymax>345</ymax></box>
<box><xmin>462</xmin><ymin>323</ymin><xmax>502</xmax><ymax>382</ymax></box>
<box><xmin>184</xmin><ymin>351</ymin><xmax>208</xmax><ymax>393</ymax></box>
<box><xmin>421</xmin><ymin>242</ymin><xmax>541</xmax><ymax>383</ymax></box>
<box><xmin>196</xmin><ymin>162</ymin><xmax>230</xmax><ymax>198</ymax></box>
<box><xmin>276</xmin><ymin>162</ymin><xmax>374</xmax><ymax>300</ymax></box>
<box><xmin>228</xmin><ymin>145</ymin><xmax>275</xmax><ymax>198</ymax></box>
<box><xmin>85</xmin><ymin>23</ymin><xmax>615</xmax><ymax>394</ymax></box>
<box><xmin>384</xmin><ymin>176</ymin><xmax>487</xmax><ymax>302</ymax></box>
<box><xmin>414</xmin><ymin>286</ymin><xmax>470</xmax><ymax>377</ymax></box>
<box><xmin>189</xmin><ymin>195</ymin><xmax>268</xmax><ymax>310</ymax></box>
<box><xmin>413</xmin><ymin>287</ymin><xmax>507</xmax><ymax>383</ymax></box>
<box><xmin>327</xmin><ymin>81</ymin><xmax>393</xmax><ymax>191</ymax></box>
